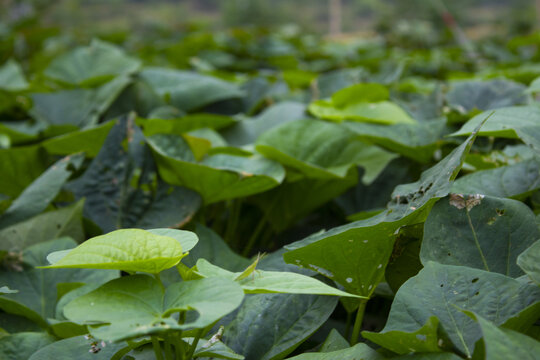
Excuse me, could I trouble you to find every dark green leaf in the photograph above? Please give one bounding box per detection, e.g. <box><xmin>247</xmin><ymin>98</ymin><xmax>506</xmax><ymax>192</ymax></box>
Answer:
<box><xmin>224</xmin><ymin>293</ymin><xmax>338</xmax><ymax>360</ymax></box>
<box><xmin>422</xmin><ymin>195</ymin><xmax>539</xmax><ymax>277</ymax></box>
<box><xmin>0</xmin><ymin>332</ymin><xmax>55</xmax><ymax>360</ymax></box>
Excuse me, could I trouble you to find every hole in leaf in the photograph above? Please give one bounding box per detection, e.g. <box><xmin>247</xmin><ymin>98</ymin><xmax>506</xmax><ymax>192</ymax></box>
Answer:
<box><xmin>471</xmin><ymin>278</ymin><xmax>479</xmax><ymax>283</ymax></box>
<box><xmin>496</xmin><ymin>209</ymin><xmax>505</xmax><ymax>216</ymax></box>
<box><xmin>474</xmin><ymin>291</ymin><xmax>479</xmax><ymax>296</ymax></box>
<box><xmin>447</xmin><ymin>253</ymin><xmax>451</xmax><ymax>256</ymax></box>
<box><xmin>440</xmin><ymin>284</ymin><xmax>444</xmax><ymax>287</ymax></box>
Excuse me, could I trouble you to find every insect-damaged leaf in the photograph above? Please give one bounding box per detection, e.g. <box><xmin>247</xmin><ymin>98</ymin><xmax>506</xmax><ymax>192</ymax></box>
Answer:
<box><xmin>28</xmin><ymin>334</ymin><xmax>127</xmax><ymax>360</ymax></box>
<box><xmin>284</xmin><ymin>127</ymin><xmax>481</xmax><ymax>297</ymax></box>
<box><xmin>67</xmin><ymin>115</ymin><xmax>201</xmax><ymax>232</ymax></box>
<box><xmin>451</xmin><ymin>158</ymin><xmax>540</xmax><ymax>199</ymax></box>
<box><xmin>63</xmin><ymin>275</ymin><xmax>244</xmax><ymax>342</ymax></box>
<box><xmin>422</xmin><ymin>195</ymin><xmax>539</xmax><ymax>277</ymax></box>
<box><xmin>42</xmin><ymin>228</ymin><xmax>192</xmax><ymax>273</ymax></box>
<box><xmin>363</xmin><ymin>262</ymin><xmax>540</xmax><ymax>358</ymax></box>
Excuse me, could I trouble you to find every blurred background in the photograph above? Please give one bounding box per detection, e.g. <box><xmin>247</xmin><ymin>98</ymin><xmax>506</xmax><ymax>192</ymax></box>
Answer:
<box><xmin>1</xmin><ymin>0</ymin><xmax>538</xmax><ymax>38</ymax></box>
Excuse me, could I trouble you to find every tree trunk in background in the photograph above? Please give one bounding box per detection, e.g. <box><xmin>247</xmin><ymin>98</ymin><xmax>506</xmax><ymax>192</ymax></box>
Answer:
<box><xmin>329</xmin><ymin>0</ymin><xmax>342</xmax><ymax>36</ymax></box>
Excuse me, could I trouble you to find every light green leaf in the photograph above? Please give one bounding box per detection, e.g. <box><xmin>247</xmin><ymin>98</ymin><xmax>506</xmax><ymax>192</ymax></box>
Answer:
<box><xmin>452</xmin><ymin>158</ymin><xmax>540</xmax><ymax>199</ymax></box>
<box><xmin>362</xmin><ymin>316</ymin><xmax>442</xmax><ymax>354</ymax></box>
<box><xmin>0</xmin><ymin>59</ymin><xmax>29</xmax><ymax>92</ymax></box>
<box><xmin>309</xmin><ymin>99</ymin><xmax>416</xmax><ymax>125</ymax></box>
<box><xmin>64</xmin><ymin>275</ymin><xmax>244</xmax><ymax>341</ymax></box>
<box><xmin>147</xmin><ymin>228</ymin><xmax>199</xmax><ymax>252</ymax></box>
<box><xmin>0</xmin><ymin>154</ymin><xmax>83</xmax><ymax>230</ymax></box>
<box><xmin>44</xmin><ymin>39</ymin><xmax>141</xmax><ymax>86</ymax></box>
<box><xmin>195</xmin><ymin>259</ymin><xmax>361</xmax><ymax>297</ymax></box>
<box><xmin>364</xmin><ymin>262</ymin><xmax>540</xmax><ymax>358</ymax></box>
<box><xmin>42</xmin><ymin>228</ymin><xmax>188</xmax><ymax>273</ymax></box>
<box><xmin>422</xmin><ymin>195</ymin><xmax>539</xmax><ymax>277</ymax></box>
<box><xmin>464</xmin><ymin>311</ymin><xmax>540</xmax><ymax>360</ymax></box>
<box><xmin>256</xmin><ymin>119</ymin><xmax>397</xmax><ymax>182</ymax></box>
<box><xmin>284</xmin><ymin>343</ymin><xmax>383</xmax><ymax>360</ymax></box>
<box><xmin>331</xmin><ymin>83</ymin><xmax>389</xmax><ymax>107</ymax></box>
<box><xmin>518</xmin><ymin>240</ymin><xmax>540</xmax><ymax>286</ymax></box>
<box><xmin>0</xmin><ymin>332</ymin><xmax>56</xmax><ymax>360</ymax></box>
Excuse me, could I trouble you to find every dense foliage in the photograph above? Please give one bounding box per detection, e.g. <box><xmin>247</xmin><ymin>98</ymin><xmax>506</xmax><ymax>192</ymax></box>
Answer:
<box><xmin>0</xmin><ymin>21</ymin><xmax>539</xmax><ymax>360</ymax></box>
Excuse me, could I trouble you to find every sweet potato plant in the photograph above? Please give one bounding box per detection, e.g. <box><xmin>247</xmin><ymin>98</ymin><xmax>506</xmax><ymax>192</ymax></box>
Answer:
<box><xmin>0</xmin><ymin>25</ymin><xmax>539</xmax><ymax>359</ymax></box>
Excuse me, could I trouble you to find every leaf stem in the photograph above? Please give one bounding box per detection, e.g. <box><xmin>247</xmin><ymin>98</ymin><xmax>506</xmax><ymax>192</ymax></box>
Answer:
<box><xmin>350</xmin><ymin>298</ymin><xmax>368</xmax><ymax>345</ymax></box>
<box><xmin>151</xmin><ymin>336</ymin><xmax>164</xmax><ymax>360</ymax></box>
<box><xmin>164</xmin><ymin>334</ymin><xmax>174</xmax><ymax>360</ymax></box>
<box><xmin>186</xmin><ymin>328</ymin><xmax>205</xmax><ymax>359</ymax></box>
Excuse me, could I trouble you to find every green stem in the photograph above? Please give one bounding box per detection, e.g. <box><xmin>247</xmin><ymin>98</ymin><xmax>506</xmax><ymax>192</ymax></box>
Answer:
<box><xmin>173</xmin><ymin>332</ymin><xmax>186</xmax><ymax>360</ymax></box>
<box><xmin>344</xmin><ymin>311</ymin><xmax>353</xmax><ymax>339</ymax></box>
<box><xmin>350</xmin><ymin>299</ymin><xmax>368</xmax><ymax>345</ymax></box>
<box><xmin>186</xmin><ymin>328</ymin><xmax>204</xmax><ymax>359</ymax></box>
<box><xmin>151</xmin><ymin>336</ymin><xmax>164</xmax><ymax>360</ymax></box>
<box><xmin>242</xmin><ymin>214</ymin><xmax>267</xmax><ymax>257</ymax></box>
<box><xmin>164</xmin><ymin>334</ymin><xmax>174</xmax><ymax>360</ymax></box>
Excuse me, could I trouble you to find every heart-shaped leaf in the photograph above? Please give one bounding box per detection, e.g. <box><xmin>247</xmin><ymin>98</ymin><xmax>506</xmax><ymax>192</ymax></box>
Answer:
<box><xmin>363</xmin><ymin>262</ymin><xmax>540</xmax><ymax>358</ymax></box>
<box><xmin>64</xmin><ymin>275</ymin><xmax>244</xmax><ymax>341</ymax></box>
<box><xmin>422</xmin><ymin>195</ymin><xmax>539</xmax><ymax>277</ymax></box>
<box><xmin>42</xmin><ymin>228</ymin><xmax>191</xmax><ymax>274</ymax></box>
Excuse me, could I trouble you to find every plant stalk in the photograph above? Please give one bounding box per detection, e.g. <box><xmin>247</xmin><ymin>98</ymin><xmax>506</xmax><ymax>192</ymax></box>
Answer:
<box><xmin>186</xmin><ymin>328</ymin><xmax>205</xmax><ymax>359</ymax></box>
<box><xmin>164</xmin><ymin>334</ymin><xmax>175</xmax><ymax>360</ymax></box>
<box><xmin>350</xmin><ymin>299</ymin><xmax>368</xmax><ymax>345</ymax></box>
<box><xmin>151</xmin><ymin>336</ymin><xmax>164</xmax><ymax>360</ymax></box>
